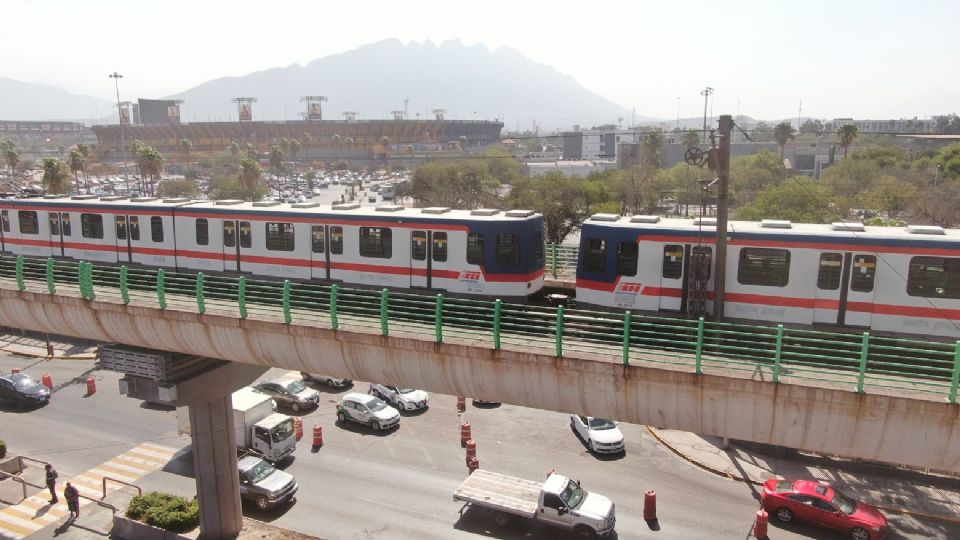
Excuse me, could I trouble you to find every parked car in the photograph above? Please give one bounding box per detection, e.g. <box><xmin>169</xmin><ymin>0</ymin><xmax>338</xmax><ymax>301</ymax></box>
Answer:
<box><xmin>369</xmin><ymin>384</ymin><xmax>428</xmax><ymax>411</ymax></box>
<box><xmin>238</xmin><ymin>455</ymin><xmax>298</xmax><ymax>510</ymax></box>
<box><xmin>254</xmin><ymin>377</ymin><xmax>320</xmax><ymax>412</ymax></box>
<box><xmin>336</xmin><ymin>392</ymin><xmax>400</xmax><ymax>431</ymax></box>
<box><xmin>761</xmin><ymin>479</ymin><xmax>888</xmax><ymax>540</ymax></box>
<box><xmin>569</xmin><ymin>415</ymin><xmax>625</xmax><ymax>454</ymax></box>
<box><xmin>300</xmin><ymin>372</ymin><xmax>352</xmax><ymax>388</ymax></box>
<box><xmin>0</xmin><ymin>372</ymin><xmax>50</xmax><ymax>408</ymax></box>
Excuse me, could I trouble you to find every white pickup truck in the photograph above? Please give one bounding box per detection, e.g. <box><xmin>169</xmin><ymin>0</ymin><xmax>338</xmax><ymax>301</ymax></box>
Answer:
<box><xmin>453</xmin><ymin>470</ymin><xmax>616</xmax><ymax>539</ymax></box>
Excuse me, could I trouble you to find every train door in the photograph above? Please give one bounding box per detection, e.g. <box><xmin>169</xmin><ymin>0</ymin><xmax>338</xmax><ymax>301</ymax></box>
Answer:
<box><xmin>410</xmin><ymin>230</ymin><xmax>449</xmax><ymax>290</ymax></box>
<box><xmin>310</xmin><ymin>225</ymin><xmax>331</xmax><ymax>280</ymax></box>
<box><xmin>659</xmin><ymin>244</ymin><xmax>686</xmax><ymax>311</ymax></box>
<box><xmin>222</xmin><ymin>220</ymin><xmax>240</xmax><ymax>272</ymax></box>
<box><xmin>48</xmin><ymin>212</ymin><xmax>69</xmax><ymax>257</ymax></box>
<box><xmin>684</xmin><ymin>246</ymin><xmax>713</xmax><ymax>317</ymax></box>
<box><xmin>813</xmin><ymin>252</ymin><xmax>876</xmax><ymax>327</ymax></box>
<box><xmin>114</xmin><ymin>214</ymin><xmax>136</xmax><ymax>263</ymax></box>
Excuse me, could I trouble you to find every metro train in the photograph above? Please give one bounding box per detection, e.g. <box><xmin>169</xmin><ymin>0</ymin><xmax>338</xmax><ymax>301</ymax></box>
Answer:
<box><xmin>575</xmin><ymin>214</ymin><xmax>960</xmax><ymax>339</ymax></box>
<box><xmin>0</xmin><ymin>195</ymin><xmax>545</xmax><ymax>300</ymax></box>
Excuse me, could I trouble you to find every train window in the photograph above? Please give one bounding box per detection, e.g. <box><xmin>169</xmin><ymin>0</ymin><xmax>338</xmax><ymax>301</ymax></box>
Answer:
<box><xmin>817</xmin><ymin>253</ymin><xmax>843</xmax><ymax>290</ymax></box>
<box><xmin>496</xmin><ymin>234</ymin><xmax>519</xmax><ymax>265</ymax></box>
<box><xmin>737</xmin><ymin>248</ymin><xmax>790</xmax><ymax>287</ymax></box>
<box><xmin>908</xmin><ymin>256</ymin><xmax>960</xmax><ymax>299</ymax></box>
<box><xmin>617</xmin><ymin>241</ymin><xmax>638</xmax><ymax>277</ymax></box>
<box><xmin>239</xmin><ymin>221</ymin><xmax>251</xmax><ymax>248</ymax></box>
<box><xmin>129</xmin><ymin>217</ymin><xmax>140</xmax><ymax>241</ymax></box>
<box><xmin>311</xmin><ymin>226</ymin><xmax>325</xmax><ymax>253</ymax></box>
<box><xmin>412</xmin><ymin>231</ymin><xmax>427</xmax><ymax>260</ymax></box>
<box><xmin>61</xmin><ymin>214</ymin><xmax>71</xmax><ymax>236</ymax></box>
<box><xmin>467</xmin><ymin>233</ymin><xmax>485</xmax><ymax>265</ymax></box>
<box><xmin>330</xmin><ymin>226</ymin><xmax>343</xmax><ymax>255</ymax></box>
<box><xmin>116</xmin><ymin>216</ymin><xmax>127</xmax><ymax>240</ymax></box>
<box><xmin>266</xmin><ymin>222</ymin><xmax>295</xmax><ymax>252</ymax></box>
<box><xmin>690</xmin><ymin>246</ymin><xmax>712</xmax><ymax>280</ymax></box>
<box><xmin>196</xmin><ymin>218</ymin><xmax>209</xmax><ymax>246</ymax></box>
<box><xmin>49</xmin><ymin>214</ymin><xmax>60</xmax><ymax>236</ymax></box>
<box><xmin>1</xmin><ymin>210</ymin><xmax>8</xmax><ymax>232</ymax></box>
<box><xmin>80</xmin><ymin>213</ymin><xmax>102</xmax><ymax>239</ymax></box>
<box><xmin>151</xmin><ymin>217</ymin><xmax>163</xmax><ymax>243</ymax></box>
<box><xmin>583</xmin><ymin>238</ymin><xmax>606</xmax><ymax>273</ymax></box>
<box><xmin>223</xmin><ymin>221</ymin><xmax>236</xmax><ymax>248</ymax></box>
<box><xmin>360</xmin><ymin>227</ymin><xmax>392</xmax><ymax>258</ymax></box>
<box><xmin>662</xmin><ymin>245</ymin><xmax>683</xmax><ymax>279</ymax></box>
<box><xmin>18</xmin><ymin>211</ymin><xmax>39</xmax><ymax>235</ymax></box>
<box><xmin>850</xmin><ymin>255</ymin><xmax>876</xmax><ymax>292</ymax></box>
<box><xmin>433</xmin><ymin>232</ymin><xmax>448</xmax><ymax>262</ymax></box>
<box><xmin>535</xmin><ymin>230</ymin><xmax>544</xmax><ymax>263</ymax></box>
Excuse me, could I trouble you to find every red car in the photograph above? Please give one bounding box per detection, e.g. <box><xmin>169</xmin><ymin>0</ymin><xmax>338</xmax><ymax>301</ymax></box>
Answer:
<box><xmin>761</xmin><ymin>479</ymin><xmax>888</xmax><ymax>540</ymax></box>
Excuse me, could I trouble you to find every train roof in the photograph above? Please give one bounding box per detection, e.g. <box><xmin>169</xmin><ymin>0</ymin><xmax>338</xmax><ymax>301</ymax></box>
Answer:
<box><xmin>584</xmin><ymin>214</ymin><xmax>960</xmax><ymax>242</ymax></box>
<box><xmin>0</xmin><ymin>196</ymin><xmax>541</xmax><ymax>222</ymax></box>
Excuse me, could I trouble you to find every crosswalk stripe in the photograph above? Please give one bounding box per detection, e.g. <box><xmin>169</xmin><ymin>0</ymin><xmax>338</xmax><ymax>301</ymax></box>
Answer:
<box><xmin>0</xmin><ymin>511</ymin><xmax>41</xmax><ymax>537</ymax></box>
<box><xmin>98</xmin><ymin>460</ymin><xmax>153</xmax><ymax>476</ymax></box>
<box><xmin>88</xmin><ymin>466</ymin><xmax>138</xmax><ymax>482</ymax></box>
<box><xmin>136</xmin><ymin>442</ymin><xmax>178</xmax><ymax>458</ymax></box>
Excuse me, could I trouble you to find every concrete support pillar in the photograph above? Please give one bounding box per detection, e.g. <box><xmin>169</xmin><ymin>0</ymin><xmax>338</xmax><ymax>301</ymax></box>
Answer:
<box><xmin>189</xmin><ymin>395</ymin><xmax>242</xmax><ymax>539</ymax></box>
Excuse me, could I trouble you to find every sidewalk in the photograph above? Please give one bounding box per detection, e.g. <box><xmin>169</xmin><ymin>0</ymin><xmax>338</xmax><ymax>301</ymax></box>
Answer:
<box><xmin>649</xmin><ymin>427</ymin><xmax>960</xmax><ymax>524</ymax></box>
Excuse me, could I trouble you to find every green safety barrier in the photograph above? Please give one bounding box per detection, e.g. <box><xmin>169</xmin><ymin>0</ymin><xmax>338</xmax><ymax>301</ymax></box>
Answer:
<box><xmin>2</xmin><ymin>255</ymin><xmax>958</xmax><ymax>404</ymax></box>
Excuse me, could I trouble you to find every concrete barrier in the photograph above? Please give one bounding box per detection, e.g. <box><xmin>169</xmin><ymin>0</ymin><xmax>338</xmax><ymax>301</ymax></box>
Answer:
<box><xmin>111</xmin><ymin>515</ymin><xmax>194</xmax><ymax>540</ymax></box>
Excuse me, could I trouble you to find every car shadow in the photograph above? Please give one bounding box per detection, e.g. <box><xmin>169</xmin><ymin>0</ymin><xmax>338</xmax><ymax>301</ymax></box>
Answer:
<box><xmin>472</xmin><ymin>401</ymin><xmax>502</xmax><ymax>409</ymax></box>
<box><xmin>453</xmin><ymin>506</ymin><xmax>619</xmax><ymax>539</ymax></box>
<box><xmin>397</xmin><ymin>406</ymin><xmax>429</xmax><ymax>417</ymax></box>
<box><xmin>767</xmin><ymin>517</ymin><xmax>861</xmax><ymax>540</ymax></box>
<box><xmin>240</xmin><ymin>496</ymin><xmax>297</xmax><ymax>521</ymax></box>
<box><xmin>301</xmin><ymin>381</ymin><xmax>354</xmax><ymax>395</ymax></box>
<box><xmin>333</xmin><ymin>418</ymin><xmax>398</xmax><ymax>437</ymax></box>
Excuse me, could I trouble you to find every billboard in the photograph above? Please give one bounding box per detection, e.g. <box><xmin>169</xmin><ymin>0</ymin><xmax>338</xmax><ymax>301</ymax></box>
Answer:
<box><xmin>119</xmin><ymin>106</ymin><xmax>130</xmax><ymax>125</ymax></box>
<box><xmin>308</xmin><ymin>102</ymin><xmax>323</xmax><ymax>121</ymax></box>
<box><xmin>238</xmin><ymin>103</ymin><xmax>252</xmax><ymax>122</ymax></box>
<box><xmin>167</xmin><ymin>104</ymin><xmax>181</xmax><ymax>124</ymax></box>
<box><xmin>138</xmin><ymin>99</ymin><xmax>180</xmax><ymax>125</ymax></box>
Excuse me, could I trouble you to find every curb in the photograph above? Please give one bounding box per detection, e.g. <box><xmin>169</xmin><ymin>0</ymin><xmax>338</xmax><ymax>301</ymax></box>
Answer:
<box><xmin>645</xmin><ymin>426</ymin><xmax>960</xmax><ymax>526</ymax></box>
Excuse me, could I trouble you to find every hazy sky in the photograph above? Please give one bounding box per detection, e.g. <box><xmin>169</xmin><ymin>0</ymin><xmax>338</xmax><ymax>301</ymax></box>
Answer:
<box><xmin>6</xmin><ymin>0</ymin><xmax>958</xmax><ymax>121</ymax></box>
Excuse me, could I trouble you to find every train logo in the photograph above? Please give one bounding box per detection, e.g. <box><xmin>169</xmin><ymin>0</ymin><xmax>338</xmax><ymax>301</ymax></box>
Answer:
<box><xmin>614</xmin><ymin>282</ymin><xmax>643</xmax><ymax>307</ymax></box>
<box><xmin>459</xmin><ymin>271</ymin><xmax>484</xmax><ymax>293</ymax></box>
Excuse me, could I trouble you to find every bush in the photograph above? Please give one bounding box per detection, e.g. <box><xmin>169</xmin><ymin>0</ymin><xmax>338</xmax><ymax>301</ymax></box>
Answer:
<box><xmin>0</xmin><ymin>440</ymin><xmax>6</xmax><ymax>459</ymax></box>
<box><xmin>126</xmin><ymin>492</ymin><xmax>199</xmax><ymax>533</ymax></box>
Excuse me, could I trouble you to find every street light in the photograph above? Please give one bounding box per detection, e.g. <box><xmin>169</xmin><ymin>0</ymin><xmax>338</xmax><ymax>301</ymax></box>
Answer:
<box><xmin>109</xmin><ymin>72</ymin><xmax>129</xmax><ymax>194</ymax></box>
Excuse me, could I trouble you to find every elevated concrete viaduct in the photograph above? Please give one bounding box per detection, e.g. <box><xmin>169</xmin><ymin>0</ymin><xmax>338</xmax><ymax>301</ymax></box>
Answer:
<box><xmin>1</xmin><ymin>288</ymin><xmax>958</xmax><ymax>478</ymax></box>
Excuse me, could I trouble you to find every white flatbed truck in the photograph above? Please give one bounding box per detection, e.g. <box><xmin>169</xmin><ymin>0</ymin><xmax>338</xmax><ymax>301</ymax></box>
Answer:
<box><xmin>453</xmin><ymin>470</ymin><xmax>616</xmax><ymax>539</ymax></box>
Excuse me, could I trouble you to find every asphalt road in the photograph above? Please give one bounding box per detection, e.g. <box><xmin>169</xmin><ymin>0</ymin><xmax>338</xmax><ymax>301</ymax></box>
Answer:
<box><xmin>1</xmin><ymin>354</ymin><xmax>954</xmax><ymax>540</ymax></box>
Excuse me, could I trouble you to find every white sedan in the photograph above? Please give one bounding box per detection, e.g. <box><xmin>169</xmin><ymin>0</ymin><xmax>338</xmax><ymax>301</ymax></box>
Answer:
<box><xmin>570</xmin><ymin>415</ymin><xmax>625</xmax><ymax>454</ymax></box>
<box><xmin>369</xmin><ymin>384</ymin><xmax>429</xmax><ymax>411</ymax></box>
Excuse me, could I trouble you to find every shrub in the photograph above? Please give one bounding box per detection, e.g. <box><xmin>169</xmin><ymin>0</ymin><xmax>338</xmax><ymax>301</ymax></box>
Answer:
<box><xmin>126</xmin><ymin>492</ymin><xmax>199</xmax><ymax>533</ymax></box>
<box><xmin>0</xmin><ymin>440</ymin><xmax>6</xmax><ymax>459</ymax></box>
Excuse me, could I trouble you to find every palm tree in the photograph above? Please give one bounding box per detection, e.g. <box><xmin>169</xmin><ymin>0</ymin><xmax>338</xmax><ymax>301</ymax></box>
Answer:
<box><xmin>180</xmin><ymin>138</ymin><xmax>192</xmax><ymax>172</ymax></box>
<box><xmin>682</xmin><ymin>131</ymin><xmax>700</xmax><ymax>150</ymax></box>
<box><xmin>246</xmin><ymin>143</ymin><xmax>258</xmax><ymax>160</ymax></box>
<box><xmin>289</xmin><ymin>139</ymin><xmax>301</xmax><ymax>163</ymax></box>
<box><xmin>42</xmin><ymin>158</ymin><xmax>71</xmax><ymax>194</ymax></box>
<box><xmin>269</xmin><ymin>145</ymin><xmax>283</xmax><ymax>196</ymax></box>
<box><xmin>641</xmin><ymin>129</ymin><xmax>664</xmax><ymax>169</ymax></box>
<box><xmin>302</xmin><ymin>133</ymin><xmax>313</xmax><ymax>147</ymax></box>
<box><xmin>459</xmin><ymin>135</ymin><xmax>468</xmax><ymax>151</ymax></box>
<box><xmin>836</xmin><ymin>124</ymin><xmax>859</xmax><ymax>158</ymax></box>
<box><xmin>332</xmin><ymin>134</ymin><xmax>342</xmax><ymax>161</ymax></box>
<box><xmin>69</xmin><ymin>150</ymin><xmax>85</xmax><ymax>193</ymax></box>
<box><xmin>773</xmin><ymin>122</ymin><xmax>796</xmax><ymax>160</ymax></box>
<box><xmin>228</xmin><ymin>141</ymin><xmax>240</xmax><ymax>161</ymax></box>
<box><xmin>238</xmin><ymin>158</ymin><xmax>263</xmax><ymax>200</ymax></box>
<box><xmin>4</xmin><ymin>147</ymin><xmax>19</xmax><ymax>182</ymax></box>
<box><xmin>136</xmin><ymin>145</ymin><xmax>163</xmax><ymax>196</ymax></box>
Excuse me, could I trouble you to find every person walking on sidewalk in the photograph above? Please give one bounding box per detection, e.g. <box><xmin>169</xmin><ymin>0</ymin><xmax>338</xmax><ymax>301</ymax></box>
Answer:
<box><xmin>45</xmin><ymin>464</ymin><xmax>58</xmax><ymax>503</ymax></box>
<box><xmin>64</xmin><ymin>482</ymin><xmax>79</xmax><ymax>519</ymax></box>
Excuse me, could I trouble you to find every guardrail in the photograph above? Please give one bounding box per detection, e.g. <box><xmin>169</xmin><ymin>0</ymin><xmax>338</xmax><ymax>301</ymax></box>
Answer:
<box><xmin>2</xmin><ymin>254</ymin><xmax>959</xmax><ymax>404</ymax></box>
<box><xmin>546</xmin><ymin>243</ymin><xmax>578</xmax><ymax>278</ymax></box>
<box><xmin>102</xmin><ymin>476</ymin><xmax>142</xmax><ymax>499</ymax></box>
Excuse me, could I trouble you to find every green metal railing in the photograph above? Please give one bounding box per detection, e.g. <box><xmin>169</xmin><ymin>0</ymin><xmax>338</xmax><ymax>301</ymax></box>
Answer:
<box><xmin>3</xmin><ymin>254</ymin><xmax>959</xmax><ymax>404</ymax></box>
<box><xmin>547</xmin><ymin>244</ymin><xmax>579</xmax><ymax>278</ymax></box>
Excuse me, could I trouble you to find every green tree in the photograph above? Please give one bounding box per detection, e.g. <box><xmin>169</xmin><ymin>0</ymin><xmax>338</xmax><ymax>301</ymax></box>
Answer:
<box><xmin>238</xmin><ymin>158</ymin><xmax>266</xmax><ymax>200</ymax></box>
<box><xmin>228</xmin><ymin>141</ymin><xmax>240</xmax><ymax>161</ymax></box>
<box><xmin>836</xmin><ymin>124</ymin><xmax>859</xmax><ymax>158</ymax></box>
<box><xmin>773</xmin><ymin>122</ymin><xmax>796</xmax><ymax>160</ymax></box>
<box><xmin>41</xmin><ymin>158</ymin><xmax>71</xmax><ymax>194</ymax></box>
<box><xmin>5</xmin><ymin>147</ymin><xmax>20</xmax><ymax>181</ymax></box>
<box><xmin>409</xmin><ymin>159</ymin><xmax>500</xmax><ymax>209</ymax></box>
<box><xmin>77</xmin><ymin>143</ymin><xmax>90</xmax><ymax>187</ymax></box>
<box><xmin>863</xmin><ymin>175</ymin><xmax>917</xmax><ymax>218</ymax></box>
<box><xmin>69</xmin><ymin>150</ymin><xmax>85</xmax><ymax>193</ymax></box>
<box><xmin>304</xmin><ymin>171</ymin><xmax>316</xmax><ymax>191</ymax></box>
<box><xmin>750</xmin><ymin>121</ymin><xmax>775</xmax><ymax>142</ymax></box>
<box><xmin>737</xmin><ymin>177</ymin><xmax>833</xmax><ymax>222</ymax></box>
<box><xmin>136</xmin><ymin>145</ymin><xmax>163</xmax><ymax>195</ymax></box>
<box><xmin>180</xmin><ymin>138</ymin><xmax>192</xmax><ymax>171</ymax></box>
<box><xmin>507</xmin><ymin>172</ymin><xmax>612</xmax><ymax>244</ymax></box>
<box><xmin>269</xmin><ymin>145</ymin><xmax>283</xmax><ymax>194</ymax></box>
<box><xmin>483</xmin><ymin>146</ymin><xmax>522</xmax><ymax>184</ymax></box>
<box><xmin>729</xmin><ymin>149</ymin><xmax>788</xmax><ymax>206</ymax></box>
<box><xmin>682</xmin><ymin>131</ymin><xmax>701</xmax><ymax>150</ymax></box>
<box><xmin>641</xmin><ymin>129</ymin><xmax>664</xmax><ymax>170</ymax></box>
<box><xmin>245</xmin><ymin>143</ymin><xmax>258</xmax><ymax>160</ymax></box>
<box><xmin>289</xmin><ymin>139</ymin><xmax>301</xmax><ymax>163</ymax></box>
<box><xmin>799</xmin><ymin>119</ymin><xmax>824</xmax><ymax>134</ymax></box>
<box><xmin>156</xmin><ymin>179</ymin><xmax>200</xmax><ymax>198</ymax></box>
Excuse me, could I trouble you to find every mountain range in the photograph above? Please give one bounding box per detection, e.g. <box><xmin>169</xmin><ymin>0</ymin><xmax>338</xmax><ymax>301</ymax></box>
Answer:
<box><xmin>1</xmin><ymin>40</ymin><xmax>648</xmax><ymax>130</ymax></box>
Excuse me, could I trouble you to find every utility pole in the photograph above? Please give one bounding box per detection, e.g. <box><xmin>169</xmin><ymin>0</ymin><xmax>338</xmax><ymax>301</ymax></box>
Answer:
<box><xmin>700</xmin><ymin>87</ymin><xmax>714</xmax><ymax>144</ymax></box>
<box><xmin>109</xmin><ymin>72</ymin><xmax>129</xmax><ymax>195</ymax></box>
<box><xmin>713</xmin><ymin>114</ymin><xmax>732</xmax><ymax>321</ymax></box>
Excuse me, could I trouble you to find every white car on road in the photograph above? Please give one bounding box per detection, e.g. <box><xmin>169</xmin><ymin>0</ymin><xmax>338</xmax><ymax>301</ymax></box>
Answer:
<box><xmin>301</xmin><ymin>372</ymin><xmax>352</xmax><ymax>388</ymax></box>
<box><xmin>570</xmin><ymin>415</ymin><xmax>625</xmax><ymax>454</ymax></box>
<box><xmin>336</xmin><ymin>393</ymin><xmax>400</xmax><ymax>431</ymax></box>
<box><xmin>369</xmin><ymin>384</ymin><xmax>429</xmax><ymax>411</ymax></box>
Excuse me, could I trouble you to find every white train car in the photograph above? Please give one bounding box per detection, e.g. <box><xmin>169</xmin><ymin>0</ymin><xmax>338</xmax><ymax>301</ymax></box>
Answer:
<box><xmin>576</xmin><ymin>215</ymin><xmax>960</xmax><ymax>339</ymax></box>
<box><xmin>0</xmin><ymin>196</ymin><xmax>545</xmax><ymax>301</ymax></box>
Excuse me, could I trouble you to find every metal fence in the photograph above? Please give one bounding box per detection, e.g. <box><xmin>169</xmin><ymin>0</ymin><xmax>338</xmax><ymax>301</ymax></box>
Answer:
<box><xmin>546</xmin><ymin>244</ymin><xmax>579</xmax><ymax>278</ymax></box>
<box><xmin>2</xmin><ymin>254</ymin><xmax>958</xmax><ymax>404</ymax></box>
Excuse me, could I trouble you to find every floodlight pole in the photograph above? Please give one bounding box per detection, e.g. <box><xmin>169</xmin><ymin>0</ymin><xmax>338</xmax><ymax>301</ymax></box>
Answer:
<box><xmin>109</xmin><ymin>72</ymin><xmax>129</xmax><ymax>194</ymax></box>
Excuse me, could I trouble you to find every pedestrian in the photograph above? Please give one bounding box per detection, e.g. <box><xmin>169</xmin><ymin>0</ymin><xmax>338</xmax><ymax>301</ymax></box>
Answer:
<box><xmin>45</xmin><ymin>464</ymin><xmax>58</xmax><ymax>503</ymax></box>
<box><xmin>64</xmin><ymin>482</ymin><xmax>79</xmax><ymax>519</ymax></box>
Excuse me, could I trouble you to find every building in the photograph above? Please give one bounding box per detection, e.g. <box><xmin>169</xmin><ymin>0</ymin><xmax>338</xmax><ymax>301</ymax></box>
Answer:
<box><xmin>825</xmin><ymin>118</ymin><xmax>937</xmax><ymax>134</ymax></box>
<box><xmin>561</xmin><ymin>129</ymin><xmax>644</xmax><ymax>161</ymax></box>
<box><xmin>526</xmin><ymin>160</ymin><xmax>617</xmax><ymax>177</ymax></box>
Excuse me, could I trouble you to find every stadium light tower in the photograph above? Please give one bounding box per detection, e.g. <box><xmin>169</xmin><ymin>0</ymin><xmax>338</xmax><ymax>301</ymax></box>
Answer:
<box><xmin>301</xmin><ymin>96</ymin><xmax>328</xmax><ymax>121</ymax></box>
<box><xmin>431</xmin><ymin>109</ymin><xmax>446</xmax><ymax>121</ymax></box>
<box><xmin>109</xmin><ymin>72</ymin><xmax>129</xmax><ymax>194</ymax></box>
